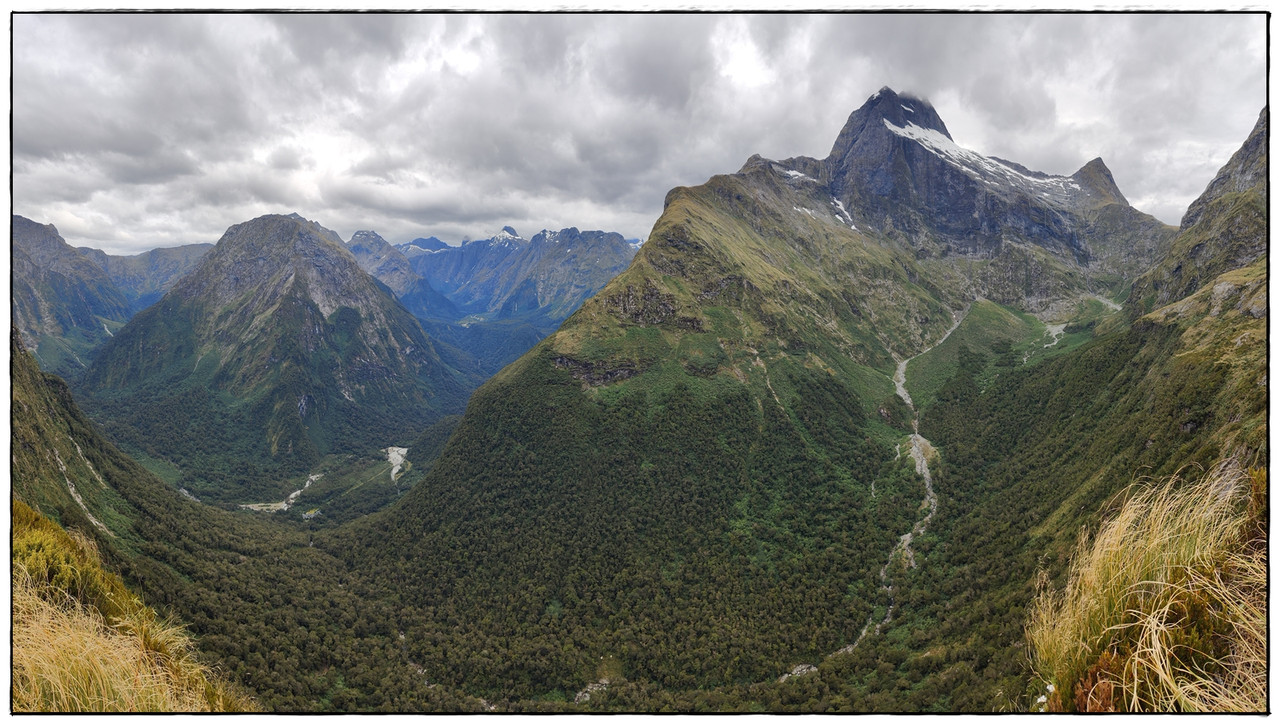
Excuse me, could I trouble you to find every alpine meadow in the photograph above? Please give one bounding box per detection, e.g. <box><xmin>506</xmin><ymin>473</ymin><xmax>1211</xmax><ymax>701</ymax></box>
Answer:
<box><xmin>9</xmin><ymin>13</ymin><xmax>1268</xmax><ymax>713</ymax></box>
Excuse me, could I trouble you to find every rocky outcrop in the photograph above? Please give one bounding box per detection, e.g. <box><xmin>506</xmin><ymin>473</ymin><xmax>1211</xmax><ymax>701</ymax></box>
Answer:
<box><xmin>1129</xmin><ymin>108</ymin><xmax>1268</xmax><ymax>314</ymax></box>
<box><xmin>605</xmin><ymin>279</ymin><xmax>703</xmax><ymax>331</ymax></box>
<box><xmin>552</xmin><ymin>356</ymin><xmax>639</xmax><ymax>386</ymax></box>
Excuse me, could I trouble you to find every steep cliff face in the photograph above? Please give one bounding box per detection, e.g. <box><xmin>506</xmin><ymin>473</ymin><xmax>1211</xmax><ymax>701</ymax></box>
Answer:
<box><xmin>11</xmin><ymin>215</ymin><xmax>134</xmax><ymax>378</ymax></box>
<box><xmin>80</xmin><ymin>213</ymin><xmax>469</xmax><ymax>500</ymax></box>
<box><xmin>823</xmin><ymin>87</ymin><xmax>1176</xmax><ymax>286</ymax></box>
<box><xmin>346</xmin><ymin>230</ymin><xmax>419</xmax><ymax>297</ymax></box>
<box><xmin>1129</xmin><ymin>108</ymin><xmax>1268</xmax><ymax>314</ymax></box>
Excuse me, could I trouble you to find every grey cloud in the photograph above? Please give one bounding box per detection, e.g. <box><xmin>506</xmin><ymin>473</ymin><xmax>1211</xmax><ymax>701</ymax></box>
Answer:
<box><xmin>269</xmin><ymin>13</ymin><xmax>411</xmax><ymax>66</ymax></box>
<box><xmin>11</xmin><ymin>13</ymin><xmax>1266</xmax><ymax>253</ymax></box>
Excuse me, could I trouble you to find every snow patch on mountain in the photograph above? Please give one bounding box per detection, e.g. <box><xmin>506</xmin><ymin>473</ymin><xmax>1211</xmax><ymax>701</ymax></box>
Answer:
<box><xmin>883</xmin><ymin>119</ymin><xmax>1082</xmax><ymax>205</ymax></box>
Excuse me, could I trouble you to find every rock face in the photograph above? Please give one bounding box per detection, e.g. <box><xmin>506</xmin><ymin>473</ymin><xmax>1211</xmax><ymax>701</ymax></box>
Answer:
<box><xmin>11</xmin><ymin>215</ymin><xmax>133</xmax><ymax>377</ymax></box>
<box><xmin>80</xmin><ymin>213</ymin><xmax>469</xmax><ymax>499</ymax></box>
<box><xmin>1129</xmin><ymin>108</ymin><xmax>1269</xmax><ymax>313</ymax></box>
<box><xmin>346</xmin><ymin>230</ymin><xmax>419</xmax><ymax>297</ymax></box>
<box><xmin>77</xmin><ymin>243</ymin><xmax>213</xmax><ymax>313</ymax></box>
<box><xmin>823</xmin><ymin>87</ymin><xmax>1173</xmax><ymax>274</ymax></box>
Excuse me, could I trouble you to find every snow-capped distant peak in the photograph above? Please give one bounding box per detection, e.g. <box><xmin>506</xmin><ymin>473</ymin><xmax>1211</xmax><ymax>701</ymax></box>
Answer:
<box><xmin>496</xmin><ymin>226</ymin><xmax>521</xmax><ymax>240</ymax></box>
<box><xmin>628</xmin><ymin>238</ymin><xmax>645</xmax><ymax>250</ymax></box>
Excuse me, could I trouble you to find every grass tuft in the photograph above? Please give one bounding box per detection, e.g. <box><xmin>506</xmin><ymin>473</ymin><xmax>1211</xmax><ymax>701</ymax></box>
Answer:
<box><xmin>10</xmin><ymin>500</ymin><xmax>256</xmax><ymax>712</ymax></box>
<box><xmin>1026</xmin><ymin>462</ymin><xmax>1265</xmax><ymax>712</ymax></box>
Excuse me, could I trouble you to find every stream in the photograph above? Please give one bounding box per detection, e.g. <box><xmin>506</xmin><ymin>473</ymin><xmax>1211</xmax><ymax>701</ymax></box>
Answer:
<box><xmin>240</xmin><ymin>472</ymin><xmax>324</xmax><ymax>512</ymax></box>
<box><xmin>782</xmin><ymin>307</ymin><xmax>967</xmax><ymax>680</ymax></box>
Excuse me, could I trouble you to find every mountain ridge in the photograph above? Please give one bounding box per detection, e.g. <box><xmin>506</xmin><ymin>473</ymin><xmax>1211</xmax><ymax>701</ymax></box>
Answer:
<box><xmin>11</xmin><ymin>215</ymin><xmax>134</xmax><ymax>378</ymax></box>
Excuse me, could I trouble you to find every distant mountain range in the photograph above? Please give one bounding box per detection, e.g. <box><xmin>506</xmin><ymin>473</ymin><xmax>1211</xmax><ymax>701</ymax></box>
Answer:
<box><xmin>379</xmin><ymin>225</ymin><xmax>637</xmax><ymax>375</ymax></box>
<box><xmin>77</xmin><ymin>243</ymin><xmax>213</xmax><ymax>313</ymax></box>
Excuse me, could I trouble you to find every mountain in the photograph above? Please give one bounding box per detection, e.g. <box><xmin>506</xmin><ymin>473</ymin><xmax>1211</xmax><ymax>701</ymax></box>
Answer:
<box><xmin>345</xmin><ymin>229</ymin><xmax>459</xmax><ymax>320</ymax></box>
<box><xmin>915</xmin><ymin>108</ymin><xmax>1267</xmax><ymax>710</ymax></box>
<box><xmin>12</xmin><ymin>91</ymin><xmax>1263</xmax><ymax>713</ymax></box>
<box><xmin>396</xmin><ymin>236</ymin><xmax>449</xmax><ymax>257</ymax></box>
<box><xmin>394</xmin><ymin>225</ymin><xmax>637</xmax><ymax>377</ymax></box>
<box><xmin>319</xmin><ymin>91</ymin><xmax>1257</xmax><ymax>709</ymax></box>
<box><xmin>77</xmin><ymin>243</ymin><xmax>213</xmax><ymax>313</ymax></box>
<box><xmin>1127</xmin><ymin>108</ymin><xmax>1268</xmax><ymax>314</ymax></box>
<box><xmin>345</xmin><ymin>230</ymin><xmax>419</xmax><ymax>296</ymax></box>
<box><xmin>11</xmin><ymin>215</ymin><xmax>133</xmax><ymax>378</ymax></box>
<box><xmin>408</xmin><ymin>225</ymin><xmax>637</xmax><ymax>324</ymax></box>
<box><xmin>818</xmin><ymin>87</ymin><xmax>1176</xmax><ymax>306</ymax></box>
<box><xmin>78</xmin><ymin>212</ymin><xmax>471</xmax><ymax>502</ymax></box>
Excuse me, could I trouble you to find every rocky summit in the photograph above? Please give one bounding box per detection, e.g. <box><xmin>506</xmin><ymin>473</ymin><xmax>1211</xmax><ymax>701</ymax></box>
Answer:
<box><xmin>748</xmin><ymin>87</ymin><xmax>1177</xmax><ymax>310</ymax></box>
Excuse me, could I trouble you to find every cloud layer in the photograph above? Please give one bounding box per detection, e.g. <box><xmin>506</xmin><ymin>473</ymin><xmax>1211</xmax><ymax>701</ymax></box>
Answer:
<box><xmin>12</xmin><ymin>13</ymin><xmax>1267</xmax><ymax>254</ymax></box>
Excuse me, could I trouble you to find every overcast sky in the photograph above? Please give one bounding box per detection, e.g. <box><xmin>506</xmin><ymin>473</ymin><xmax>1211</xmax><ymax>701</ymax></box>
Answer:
<box><xmin>11</xmin><ymin>12</ymin><xmax>1268</xmax><ymax>255</ymax></box>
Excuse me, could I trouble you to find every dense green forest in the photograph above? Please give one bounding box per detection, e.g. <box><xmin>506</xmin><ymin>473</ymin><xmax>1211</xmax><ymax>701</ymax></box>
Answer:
<box><xmin>13</xmin><ymin>254</ymin><xmax>1265</xmax><ymax>712</ymax></box>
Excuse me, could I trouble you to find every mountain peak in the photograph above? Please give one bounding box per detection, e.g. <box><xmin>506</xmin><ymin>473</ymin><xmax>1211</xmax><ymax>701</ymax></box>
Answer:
<box><xmin>1180</xmin><ymin>107</ymin><xmax>1267</xmax><ymax>230</ymax></box>
<box><xmin>348</xmin><ymin>230</ymin><xmax>391</xmax><ymax>251</ymax></box>
<box><xmin>1070</xmin><ymin>157</ymin><xmax>1128</xmax><ymax>206</ymax></box>
<box><xmin>828</xmin><ymin>88</ymin><xmax>952</xmax><ymax>164</ymax></box>
<box><xmin>171</xmin><ymin>213</ymin><xmax>359</xmax><ymax>313</ymax></box>
<box><xmin>499</xmin><ymin>226</ymin><xmax>521</xmax><ymax>239</ymax></box>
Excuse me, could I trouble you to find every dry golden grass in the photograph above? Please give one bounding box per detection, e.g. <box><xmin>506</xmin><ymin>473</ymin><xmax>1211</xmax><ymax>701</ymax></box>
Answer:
<box><xmin>1027</xmin><ymin>463</ymin><xmax>1266</xmax><ymax>712</ymax></box>
<box><xmin>12</xmin><ymin>564</ymin><xmax>213</xmax><ymax>712</ymax></box>
<box><xmin>10</xmin><ymin>500</ymin><xmax>256</xmax><ymax>712</ymax></box>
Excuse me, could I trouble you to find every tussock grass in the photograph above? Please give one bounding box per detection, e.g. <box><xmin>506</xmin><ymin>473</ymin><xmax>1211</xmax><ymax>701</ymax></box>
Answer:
<box><xmin>11</xmin><ymin>500</ymin><xmax>256</xmax><ymax>712</ymax></box>
<box><xmin>1027</xmin><ymin>463</ymin><xmax>1266</xmax><ymax>712</ymax></box>
<box><xmin>13</xmin><ymin>563</ymin><xmax>211</xmax><ymax>712</ymax></box>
